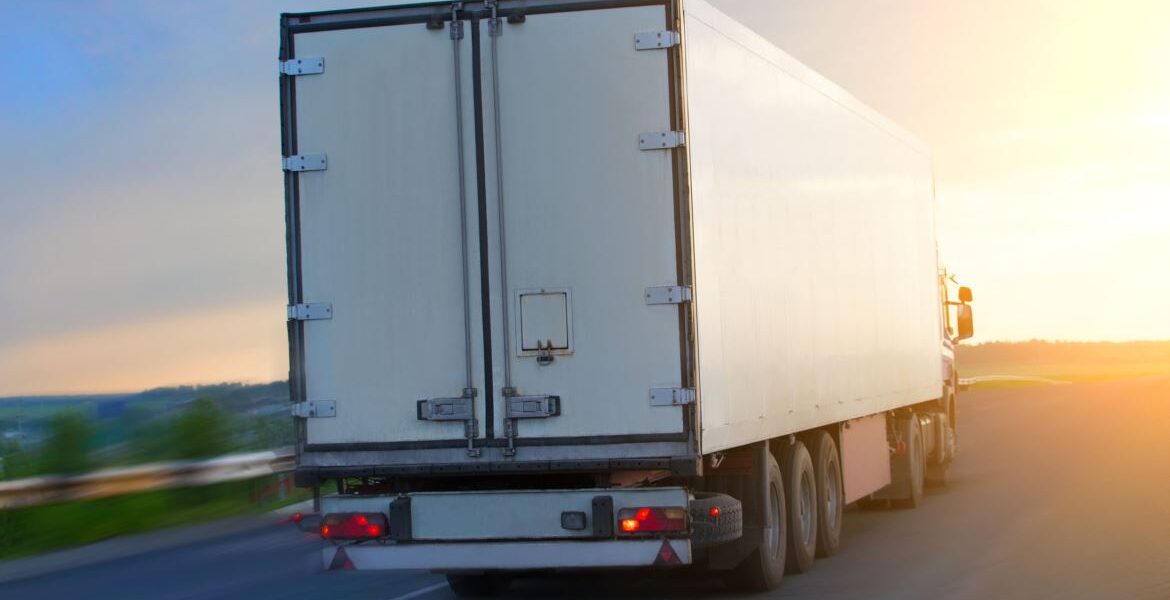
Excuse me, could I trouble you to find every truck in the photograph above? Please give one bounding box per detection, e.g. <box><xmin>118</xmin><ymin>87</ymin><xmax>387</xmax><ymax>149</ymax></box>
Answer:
<box><xmin>278</xmin><ymin>0</ymin><xmax>976</xmax><ymax>595</ymax></box>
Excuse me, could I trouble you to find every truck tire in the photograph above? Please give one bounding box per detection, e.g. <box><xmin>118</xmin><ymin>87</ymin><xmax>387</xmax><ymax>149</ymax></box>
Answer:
<box><xmin>725</xmin><ymin>452</ymin><xmax>786</xmax><ymax>592</ymax></box>
<box><xmin>926</xmin><ymin>384</ymin><xmax>957</xmax><ymax>488</ymax></box>
<box><xmin>806</xmin><ymin>431</ymin><xmax>843</xmax><ymax>558</ymax></box>
<box><xmin>925</xmin><ymin>420</ymin><xmax>953</xmax><ymax>488</ymax></box>
<box><xmin>893</xmin><ymin>419</ymin><xmax>925</xmax><ymax>509</ymax></box>
<box><xmin>780</xmin><ymin>440</ymin><xmax>817</xmax><ymax>573</ymax></box>
<box><xmin>446</xmin><ymin>574</ymin><xmax>512</xmax><ymax>597</ymax></box>
<box><xmin>690</xmin><ymin>493</ymin><xmax>744</xmax><ymax>548</ymax></box>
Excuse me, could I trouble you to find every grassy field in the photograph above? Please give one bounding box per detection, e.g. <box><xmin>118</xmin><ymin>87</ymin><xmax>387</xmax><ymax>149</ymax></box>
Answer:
<box><xmin>0</xmin><ymin>476</ymin><xmax>313</xmax><ymax>560</ymax></box>
<box><xmin>958</xmin><ymin>341</ymin><xmax>1170</xmax><ymax>383</ymax></box>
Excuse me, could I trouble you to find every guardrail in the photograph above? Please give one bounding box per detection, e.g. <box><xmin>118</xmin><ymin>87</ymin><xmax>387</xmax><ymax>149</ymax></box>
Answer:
<box><xmin>0</xmin><ymin>448</ymin><xmax>294</xmax><ymax>510</ymax></box>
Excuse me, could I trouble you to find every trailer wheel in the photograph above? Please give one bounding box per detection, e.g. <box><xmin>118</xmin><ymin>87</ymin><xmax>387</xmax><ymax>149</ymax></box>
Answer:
<box><xmin>806</xmin><ymin>431</ymin><xmax>843</xmax><ymax>558</ymax></box>
<box><xmin>781</xmin><ymin>440</ymin><xmax>817</xmax><ymax>573</ymax></box>
<box><xmin>446</xmin><ymin>574</ymin><xmax>512</xmax><ymax>597</ymax></box>
<box><xmin>725</xmin><ymin>452</ymin><xmax>786</xmax><ymax>591</ymax></box>
<box><xmin>893</xmin><ymin>419</ymin><xmax>925</xmax><ymax>509</ymax></box>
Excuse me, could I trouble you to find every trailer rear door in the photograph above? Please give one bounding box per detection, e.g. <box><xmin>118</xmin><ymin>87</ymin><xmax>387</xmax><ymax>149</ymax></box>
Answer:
<box><xmin>480</xmin><ymin>6</ymin><xmax>687</xmax><ymax>446</ymax></box>
<box><xmin>283</xmin><ymin>1</ymin><xmax>690</xmax><ymax>462</ymax></box>
<box><xmin>288</xmin><ymin>22</ymin><xmax>485</xmax><ymax>448</ymax></box>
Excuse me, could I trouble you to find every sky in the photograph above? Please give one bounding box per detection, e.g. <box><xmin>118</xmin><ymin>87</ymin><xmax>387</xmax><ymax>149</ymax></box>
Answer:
<box><xmin>1</xmin><ymin>0</ymin><xmax>1168</xmax><ymax>395</ymax></box>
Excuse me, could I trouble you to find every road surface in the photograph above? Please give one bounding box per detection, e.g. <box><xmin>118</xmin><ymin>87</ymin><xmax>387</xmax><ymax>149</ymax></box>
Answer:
<box><xmin>3</xmin><ymin>376</ymin><xmax>1168</xmax><ymax>599</ymax></box>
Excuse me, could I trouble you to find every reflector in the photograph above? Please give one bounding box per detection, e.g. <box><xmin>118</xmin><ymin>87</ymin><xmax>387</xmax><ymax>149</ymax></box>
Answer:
<box><xmin>328</xmin><ymin>546</ymin><xmax>354</xmax><ymax>571</ymax></box>
<box><xmin>652</xmin><ymin>539</ymin><xmax>682</xmax><ymax>566</ymax></box>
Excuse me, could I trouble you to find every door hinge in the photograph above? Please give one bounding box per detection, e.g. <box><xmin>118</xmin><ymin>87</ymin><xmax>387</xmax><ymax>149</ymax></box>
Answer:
<box><xmin>639</xmin><ymin>131</ymin><xmax>685</xmax><ymax>150</ymax></box>
<box><xmin>279</xmin><ymin>57</ymin><xmax>324</xmax><ymax>76</ymax></box>
<box><xmin>634</xmin><ymin>30</ymin><xmax>680</xmax><ymax>50</ymax></box>
<box><xmin>650</xmin><ymin>387</ymin><xmax>696</xmax><ymax>407</ymax></box>
<box><xmin>505</xmin><ymin>395</ymin><xmax>561</xmax><ymax>419</ymax></box>
<box><xmin>645</xmin><ymin>285</ymin><xmax>692</xmax><ymax>305</ymax></box>
<box><xmin>292</xmin><ymin>400</ymin><xmax>336</xmax><ymax>418</ymax></box>
<box><xmin>282</xmin><ymin>153</ymin><xmax>327</xmax><ymax>172</ymax></box>
<box><xmin>287</xmin><ymin>302</ymin><xmax>332</xmax><ymax>321</ymax></box>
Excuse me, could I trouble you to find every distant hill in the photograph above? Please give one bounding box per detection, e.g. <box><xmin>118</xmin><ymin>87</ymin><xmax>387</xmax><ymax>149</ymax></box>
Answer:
<box><xmin>957</xmin><ymin>341</ymin><xmax>1170</xmax><ymax>381</ymax></box>
<box><xmin>0</xmin><ymin>381</ymin><xmax>288</xmax><ymax>415</ymax></box>
<box><xmin>0</xmin><ymin>382</ymin><xmax>290</xmax><ymax>445</ymax></box>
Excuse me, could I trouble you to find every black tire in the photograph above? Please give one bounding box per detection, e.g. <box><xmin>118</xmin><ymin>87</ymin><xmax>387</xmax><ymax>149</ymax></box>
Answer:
<box><xmin>780</xmin><ymin>440</ymin><xmax>817</xmax><ymax>574</ymax></box>
<box><xmin>446</xmin><ymin>574</ymin><xmax>513</xmax><ymax>597</ymax></box>
<box><xmin>926</xmin><ymin>385</ymin><xmax>957</xmax><ymax>488</ymax></box>
<box><xmin>806</xmin><ymin>431</ymin><xmax>843</xmax><ymax>558</ymax></box>
<box><xmin>725</xmin><ymin>452</ymin><xmax>786</xmax><ymax>592</ymax></box>
<box><xmin>893</xmin><ymin>419</ymin><xmax>925</xmax><ymax>509</ymax></box>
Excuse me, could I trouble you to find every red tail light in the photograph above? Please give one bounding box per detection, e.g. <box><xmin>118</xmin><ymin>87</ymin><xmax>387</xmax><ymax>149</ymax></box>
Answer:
<box><xmin>616</xmin><ymin>506</ymin><xmax>688</xmax><ymax>535</ymax></box>
<box><xmin>320</xmin><ymin>512</ymin><xmax>388</xmax><ymax>539</ymax></box>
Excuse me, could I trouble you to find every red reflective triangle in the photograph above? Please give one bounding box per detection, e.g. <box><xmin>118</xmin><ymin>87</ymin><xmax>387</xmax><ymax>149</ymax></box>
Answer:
<box><xmin>329</xmin><ymin>546</ymin><xmax>355</xmax><ymax>571</ymax></box>
<box><xmin>653</xmin><ymin>539</ymin><xmax>681</xmax><ymax>566</ymax></box>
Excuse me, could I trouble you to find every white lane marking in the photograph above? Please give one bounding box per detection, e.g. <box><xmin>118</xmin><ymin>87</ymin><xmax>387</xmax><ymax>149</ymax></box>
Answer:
<box><xmin>386</xmin><ymin>581</ymin><xmax>448</xmax><ymax>600</ymax></box>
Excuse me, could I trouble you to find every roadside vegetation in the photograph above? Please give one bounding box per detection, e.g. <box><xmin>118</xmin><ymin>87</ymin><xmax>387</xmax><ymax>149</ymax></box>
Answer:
<box><xmin>0</xmin><ymin>392</ymin><xmax>304</xmax><ymax>560</ymax></box>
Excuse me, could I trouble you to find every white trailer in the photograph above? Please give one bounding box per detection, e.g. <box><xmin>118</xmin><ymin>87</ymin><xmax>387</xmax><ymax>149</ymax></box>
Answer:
<box><xmin>278</xmin><ymin>0</ymin><xmax>975</xmax><ymax>594</ymax></box>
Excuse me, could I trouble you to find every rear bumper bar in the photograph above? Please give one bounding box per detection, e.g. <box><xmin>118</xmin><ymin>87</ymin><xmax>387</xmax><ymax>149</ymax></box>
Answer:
<box><xmin>324</xmin><ymin>539</ymin><xmax>692</xmax><ymax>571</ymax></box>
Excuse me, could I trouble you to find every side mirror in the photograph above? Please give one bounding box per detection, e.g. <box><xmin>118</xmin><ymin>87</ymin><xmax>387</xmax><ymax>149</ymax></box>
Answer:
<box><xmin>956</xmin><ymin>303</ymin><xmax>974</xmax><ymax>340</ymax></box>
<box><xmin>958</xmin><ymin>286</ymin><xmax>973</xmax><ymax>303</ymax></box>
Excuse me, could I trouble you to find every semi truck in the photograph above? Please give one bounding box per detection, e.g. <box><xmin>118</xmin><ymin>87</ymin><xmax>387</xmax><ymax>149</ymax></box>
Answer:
<box><xmin>278</xmin><ymin>0</ymin><xmax>976</xmax><ymax>594</ymax></box>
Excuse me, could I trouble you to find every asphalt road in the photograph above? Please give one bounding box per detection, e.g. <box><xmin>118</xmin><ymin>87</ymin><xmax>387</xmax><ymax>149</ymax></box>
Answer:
<box><xmin>3</xmin><ymin>376</ymin><xmax>1169</xmax><ymax>600</ymax></box>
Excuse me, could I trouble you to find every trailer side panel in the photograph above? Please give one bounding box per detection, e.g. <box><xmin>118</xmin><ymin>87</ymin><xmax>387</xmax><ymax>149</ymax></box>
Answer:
<box><xmin>682</xmin><ymin>0</ymin><xmax>943</xmax><ymax>453</ymax></box>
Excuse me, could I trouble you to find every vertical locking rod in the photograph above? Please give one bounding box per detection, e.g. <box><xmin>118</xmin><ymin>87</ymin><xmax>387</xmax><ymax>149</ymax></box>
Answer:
<box><xmin>451</xmin><ymin>2</ymin><xmax>480</xmax><ymax>457</ymax></box>
<box><xmin>486</xmin><ymin>0</ymin><xmax>519</xmax><ymax>456</ymax></box>
<box><xmin>487</xmin><ymin>0</ymin><xmax>512</xmax><ymax>396</ymax></box>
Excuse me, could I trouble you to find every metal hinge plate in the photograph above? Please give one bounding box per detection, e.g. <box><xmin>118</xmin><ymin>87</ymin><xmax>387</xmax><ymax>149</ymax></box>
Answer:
<box><xmin>649</xmin><ymin>387</ymin><xmax>696</xmax><ymax>407</ymax></box>
<box><xmin>634</xmin><ymin>30</ymin><xmax>680</xmax><ymax>50</ymax></box>
<box><xmin>280</xmin><ymin>57</ymin><xmax>324</xmax><ymax>76</ymax></box>
<box><xmin>282</xmin><ymin>153</ymin><xmax>327</xmax><ymax>172</ymax></box>
<box><xmin>639</xmin><ymin>131</ymin><xmax>685</xmax><ymax>150</ymax></box>
<box><xmin>645</xmin><ymin>285</ymin><xmax>692</xmax><ymax>305</ymax></box>
<box><xmin>506</xmin><ymin>395</ymin><xmax>561</xmax><ymax>419</ymax></box>
<box><xmin>417</xmin><ymin>396</ymin><xmax>474</xmax><ymax>421</ymax></box>
<box><xmin>287</xmin><ymin>303</ymin><xmax>332</xmax><ymax>321</ymax></box>
<box><xmin>292</xmin><ymin>400</ymin><xmax>336</xmax><ymax>418</ymax></box>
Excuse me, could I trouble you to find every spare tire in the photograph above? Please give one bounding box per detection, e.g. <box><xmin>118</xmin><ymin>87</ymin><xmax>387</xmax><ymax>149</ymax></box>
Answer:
<box><xmin>689</xmin><ymin>492</ymin><xmax>743</xmax><ymax>548</ymax></box>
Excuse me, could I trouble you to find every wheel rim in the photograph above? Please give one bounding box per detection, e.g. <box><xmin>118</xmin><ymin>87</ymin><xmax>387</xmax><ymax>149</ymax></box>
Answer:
<box><xmin>824</xmin><ymin>459</ymin><xmax>841</xmax><ymax>532</ymax></box>
<box><xmin>765</xmin><ymin>483</ymin><xmax>782</xmax><ymax>559</ymax></box>
<box><xmin>799</xmin><ymin>469</ymin><xmax>815</xmax><ymax>547</ymax></box>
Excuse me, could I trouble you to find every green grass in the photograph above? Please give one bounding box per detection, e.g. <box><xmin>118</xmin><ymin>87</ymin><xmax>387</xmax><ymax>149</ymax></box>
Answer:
<box><xmin>0</xmin><ymin>477</ymin><xmax>312</xmax><ymax>560</ymax></box>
